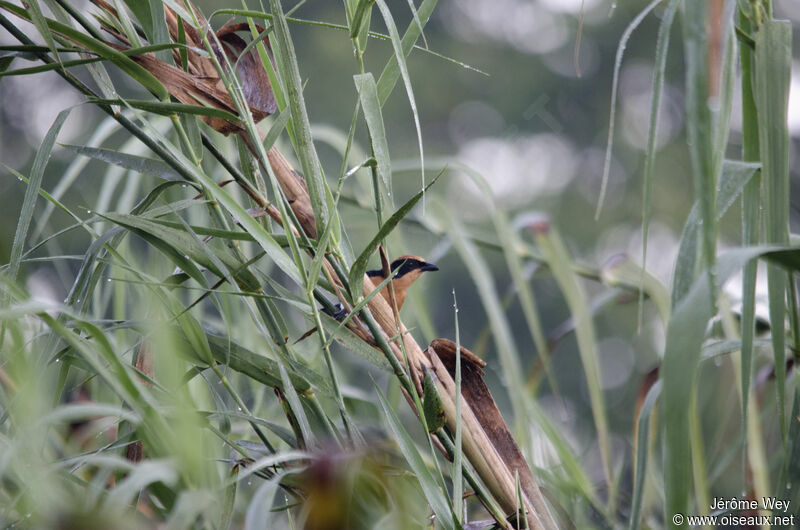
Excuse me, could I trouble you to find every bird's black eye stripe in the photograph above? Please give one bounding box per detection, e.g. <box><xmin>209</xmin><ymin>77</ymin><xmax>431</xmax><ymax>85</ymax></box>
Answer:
<box><xmin>391</xmin><ymin>259</ymin><xmax>422</xmax><ymax>278</ymax></box>
<box><xmin>367</xmin><ymin>258</ymin><xmax>426</xmax><ymax>279</ymax></box>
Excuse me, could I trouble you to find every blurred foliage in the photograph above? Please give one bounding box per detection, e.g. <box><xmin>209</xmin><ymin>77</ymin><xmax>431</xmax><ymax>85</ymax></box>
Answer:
<box><xmin>1</xmin><ymin>0</ymin><xmax>800</xmax><ymax>528</ymax></box>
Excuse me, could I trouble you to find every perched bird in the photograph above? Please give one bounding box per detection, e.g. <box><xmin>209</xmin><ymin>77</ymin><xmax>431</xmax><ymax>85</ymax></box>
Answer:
<box><xmin>294</xmin><ymin>255</ymin><xmax>438</xmax><ymax>344</ymax></box>
<box><xmin>366</xmin><ymin>255</ymin><xmax>439</xmax><ymax>311</ymax></box>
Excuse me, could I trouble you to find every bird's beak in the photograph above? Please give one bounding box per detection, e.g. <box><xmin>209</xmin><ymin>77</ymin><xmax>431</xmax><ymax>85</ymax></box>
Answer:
<box><xmin>420</xmin><ymin>262</ymin><xmax>439</xmax><ymax>272</ymax></box>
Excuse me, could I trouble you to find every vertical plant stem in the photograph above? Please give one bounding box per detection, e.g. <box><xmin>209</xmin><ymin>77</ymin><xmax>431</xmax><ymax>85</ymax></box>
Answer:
<box><xmin>737</xmin><ymin>5</ymin><xmax>761</xmax><ymax>463</ymax></box>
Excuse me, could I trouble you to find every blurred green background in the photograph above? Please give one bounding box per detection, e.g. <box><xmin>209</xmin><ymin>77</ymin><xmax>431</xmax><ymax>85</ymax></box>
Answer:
<box><xmin>2</xmin><ymin>0</ymin><xmax>800</xmax><ymax>512</ymax></box>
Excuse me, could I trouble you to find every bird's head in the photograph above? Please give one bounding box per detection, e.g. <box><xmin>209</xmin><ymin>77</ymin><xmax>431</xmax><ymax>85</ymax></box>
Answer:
<box><xmin>366</xmin><ymin>255</ymin><xmax>439</xmax><ymax>309</ymax></box>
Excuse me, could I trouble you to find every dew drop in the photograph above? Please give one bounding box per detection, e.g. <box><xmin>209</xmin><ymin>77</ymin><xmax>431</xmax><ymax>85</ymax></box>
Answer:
<box><xmin>87</xmin><ymin>210</ymin><xmax>92</xmax><ymax>214</ymax></box>
<box><xmin>237</xmin><ymin>407</ymin><xmax>242</xmax><ymax>412</ymax></box>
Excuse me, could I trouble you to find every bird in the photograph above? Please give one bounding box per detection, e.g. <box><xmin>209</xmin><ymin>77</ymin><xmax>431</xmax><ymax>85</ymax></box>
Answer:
<box><xmin>366</xmin><ymin>255</ymin><xmax>439</xmax><ymax>311</ymax></box>
<box><xmin>294</xmin><ymin>255</ymin><xmax>438</xmax><ymax>344</ymax></box>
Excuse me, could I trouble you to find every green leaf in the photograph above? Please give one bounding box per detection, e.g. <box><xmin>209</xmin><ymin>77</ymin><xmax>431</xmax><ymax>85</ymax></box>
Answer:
<box><xmin>628</xmin><ymin>381</ymin><xmax>661</xmax><ymax>530</ymax></box>
<box><xmin>99</xmin><ymin>212</ymin><xmax>262</xmax><ymax>292</ymax></box>
<box><xmin>754</xmin><ymin>19</ymin><xmax>792</xmax><ymax>441</ymax></box>
<box><xmin>348</xmin><ymin>170</ymin><xmax>441</xmax><ymax>299</ymax></box>
<box><xmin>89</xmin><ymin>98</ymin><xmax>240</xmax><ymax>121</ymax></box>
<box><xmin>0</xmin><ymin>1</ymin><xmax>169</xmax><ymax>99</ymax></box>
<box><xmin>422</xmin><ymin>370</ymin><xmax>445</xmax><ymax>433</ymax></box>
<box><xmin>738</xmin><ymin>8</ymin><xmax>761</xmax><ymax>438</ymax></box>
<box><xmin>0</xmin><ymin>55</ymin><xmax>13</xmax><ymax>74</ymax></box>
<box><xmin>662</xmin><ymin>245</ymin><xmax>800</xmax><ymax>527</ymax></box>
<box><xmin>348</xmin><ymin>0</ymin><xmax>373</xmax><ymax>39</ymax></box>
<box><xmin>62</xmin><ymin>144</ymin><xmax>182</xmax><ymax>181</ymax></box>
<box><xmin>261</xmin><ymin>109</ymin><xmax>291</xmax><ymax>151</ymax></box>
<box><xmin>149</xmin><ymin>1</ymin><xmax>171</xmax><ymax>63</ymax></box>
<box><xmin>532</xmin><ymin>222</ymin><xmax>611</xmax><ymax>489</ymax></box>
<box><xmin>122</xmin><ymin>0</ymin><xmax>153</xmax><ymax>40</ymax></box>
<box><xmin>152</xmin><ymin>137</ymin><xmax>302</xmax><ymax>285</ymax></box>
<box><xmin>376</xmin><ymin>0</ymin><xmax>437</xmax><ymax>105</ymax></box>
<box><xmin>639</xmin><ymin>0</ymin><xmax>679</xmax><ymax>320</ymax></box>
<box><xmin>243</xmin><ymin>471</ymin><xmax>287</xmax><ymax>530</ymax></box>
<box><xmin>40</xmin><ymin>403</ymin><xmax>139</xmax><ymax>426</ymax></box>
<box><xmin>8</xmin><ymin>108</ymin><xmax>70</xmax><ymax>283</ymax></box>
<box><xmin>681</xmin><ymin>0</ymin><xmax>719</xmax><ymax>303</ymax></box>
<box><xmin>206</xmin><ymin>335</ymin><xmax>325</xmax><ymax>395</ymax></box>
<box><xmin>0</xmin><ymin>43</ymin><xmax>188</xmax><ymax>78</ymax></box>
<box><xmin>268</xmin><ymin>0</ymin><xmax>328</xmax><ymax>235</ymax></box>
<box><xmin>25</xmin><ymin>0</ymin><xmax>61</xmax><ymax>65</ymax></box>
<box><xmin>373</xmin><ymin>381</ymin><xmax>456</xmax><ymax>530</ymax></box>
<box><xmin>110</xmin><ymin>0</ymin><xmax>143</xmax><ymax>48</ymax></box>
<box><xmin>97</xmin><ymin>212</ymin><xmax>210</xmax><ymax>286</ymax></box>
<box><xmin>106</xmin><ymin>461</ymin><xmax>178</xmax><ymax>506</ymax></box>
<box><xmin>601</xmin><ymin>254</ymin><xmax>670</xmax><ymax>324</ymax></box>
<box><xmin>595</xmin><ymin>0</ymin><xmax>661</xmax><ymax>219</ymax></box>
<box><xmin>443</xmin><ymin>201</ymin><xmax>528</xmax><ymax>436</ymax></box>
<box><xmin>354</xmin><ymin>73</ymin><xmax>392</xmax><ymax>194</ymax></box>
<box><xmin>672</xmin><ymin>160</ymin><xmax>760</xmax><ymax>308</ymax></box>
<box><xmin>316</xmin><ymin>311</ymin><xmax>391</xmax><ymax>371</ymax></box>
<box><xmin>277</xmin><ymin>362</ymin><xmax>314</xmax><ymax>448</ymax></box>
<box><xmin>373</xmin><ymin>0</ymin><xmax>424</xmax><ymax>204</ymax></box>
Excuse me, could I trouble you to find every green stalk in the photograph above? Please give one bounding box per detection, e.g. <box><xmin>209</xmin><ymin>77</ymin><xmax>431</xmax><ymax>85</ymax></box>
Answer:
<box><xmin>210</xmin><ymin>362</ymin><xmax>276</xmax><ymax>453</ymax></box>
<box><xmin>737</xmin><ymin>5</ymin><xmax>761</xmax><ymax>456</ymax></box>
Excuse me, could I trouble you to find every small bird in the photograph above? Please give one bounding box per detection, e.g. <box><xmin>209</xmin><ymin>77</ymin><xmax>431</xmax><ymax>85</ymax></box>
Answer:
<box><xmin>366</xmin><ymin>255</ymin><xmax>439</xmax><ymax>311</ymax></box>
<box><xmin>294</xmin><ymin>255</ymin><xmax>438</xmax><ymax>344</ymax></box>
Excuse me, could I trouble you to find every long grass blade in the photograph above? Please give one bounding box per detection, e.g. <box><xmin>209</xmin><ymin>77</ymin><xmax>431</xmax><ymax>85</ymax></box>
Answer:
<box><xmin>22</xmin><ymin>0</ymin><xmax>61</xmax><ymax>64</ymax></box>
<box><xmin>680</xmin><ymin>0</ymin><xmax>719</xmax><ymax>300</ymax></box>
<box><xmin>7</xmin><ymin>109</ymin><xmax>70</xmax><ymax>283</ymax></box>
<box><xmin>754</xmin><ymin>18</ymin><xmax>792</xmax><ymax>441</ymax></box>
<box><xmin>0</xmin><ymin>1</ymin><xmax>169</xmax><ymax>99</ymax></box>
<box><xmin>373</xmin><ymin>0</ymin><xmax>425</xmax><ymax>209</ymax></box>
<box><xmin>268</xmin><ymin>0</ymin><xmax>328</xmax><ymax>235</ymax></box>
<box><xmin>671</xmin><ymin>160</ymin><xmax>760</xmax><ymax>307</ymax></box>
<box><xmin>349</xmin><ymin>170</ymin><xmax>441</xmax><ymax>299</ymax></box>
<box><xmin>531</xmin><ymin>221</ymin><xmax>611</xmax><ymax>491</ymax></box>
<box><xmin>595</xmin><ymin>0</ymin><xmax>661</xmax><ymax>219</ymax></box>
<box><xmin>373</xmin><ymin>381</ymin><xmax>457</xmax><ymax>530</ymax></box>
<box><xmin>628</xmin><ymin>381</ymin><xmax>661</xmax><ymax>530</ymax></box>
<box><xmin>736</xmin><ymin>5</ymin><xmax>761</xmax><ymax>461</ymax></box>
<box><xmin>376</xmin><ymin>0</ymin><xmax>437</xmax><ymax>105</ymax></box>
<box><xmin>639</xmin><ymin>0</ymin><xmax>679</xmax><ymax>324</ymax></box>
<box><xmin>661</xmin><ymin>245</ymin><xmax>800</xmax><ymax>527</ymax></box>
<box><xmin>354</xmin><ymin>73</ymin><xmax>392</xmax><ymax>194</ymax></box>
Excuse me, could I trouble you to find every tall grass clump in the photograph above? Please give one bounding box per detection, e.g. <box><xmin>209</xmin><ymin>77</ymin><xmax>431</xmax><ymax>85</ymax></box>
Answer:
<box><xmin>0</xmin><ymin>1</ymin><xmax>797</xmax><ymax>529</ymax></box>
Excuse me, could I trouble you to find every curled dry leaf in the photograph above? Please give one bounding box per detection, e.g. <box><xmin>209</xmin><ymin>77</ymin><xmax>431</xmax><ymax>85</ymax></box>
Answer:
<box><xmin>91</xmin><ymin>0</ymin><xmax>276</xmax><ymax>134</ymax></box>
<box><xmin>426</xmin><ymin>339</ymin><xmax>553</xmax><ymax>528</ymax></box>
